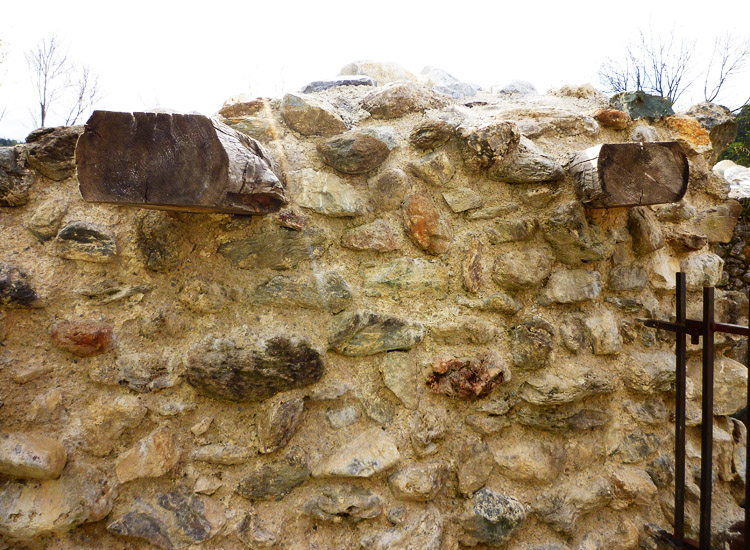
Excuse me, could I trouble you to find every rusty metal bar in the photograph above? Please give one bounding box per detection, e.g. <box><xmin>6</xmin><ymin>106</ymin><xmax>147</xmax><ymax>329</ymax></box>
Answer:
<box><xmin>699</xmin><ymin>286</ymin><xmax>714</xmax><ymax>550</ymax></box>
<box><xmin>642</xmin><ymin>318</ymin><xmax>750</xmax><ymax>338</ymax></box>
<box><xmin>675</xmin><ymin>272</ymin><xmax>687</xmax><ymax>539</ymax></box>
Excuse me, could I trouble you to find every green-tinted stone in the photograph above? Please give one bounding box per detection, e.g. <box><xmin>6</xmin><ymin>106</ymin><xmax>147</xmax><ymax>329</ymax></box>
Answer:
<box><xmin>609</xmin><ymin>91</ymin><xmax>674</xmax><ymax>119</ymax></box>
<box><xmin>218</xmin><ymin>228</ymin><xmax>327</xmax><ymax>270</ymax></box>
<box><xmin>329</xmin><ymin>311</ymin><xmax>424</xmax><ymax>356</ymax></box>
<box><xmin>363</xmin><ymin>257</ymin><xmax>449</xmax><ymax>299</ymax></box>
<box><xmin>236</xmin><ymin>457</ymin><xmax>311</xmax><ymax>501</ymax></box>
<box><xmin>251</xmin><ymin>272</ymin><xmax>352</xmax><ymax>313</ymax></box>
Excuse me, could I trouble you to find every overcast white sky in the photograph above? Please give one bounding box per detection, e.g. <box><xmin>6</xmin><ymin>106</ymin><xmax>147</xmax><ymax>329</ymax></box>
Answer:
<box><xmin>1</xmin><ymin>0</ymin><xmax>749</xmax><ymax>141</ymax></box>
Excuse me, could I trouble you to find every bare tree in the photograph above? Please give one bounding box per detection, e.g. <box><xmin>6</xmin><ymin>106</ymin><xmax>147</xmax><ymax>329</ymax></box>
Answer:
<box><xmin>704</xmin><ymin>34</ymin><xmax>750</xmax><ymax>103</ymax></box>
<box><xmin>64</xmin><ymin>66</ymin><xmax>101</xmax><ymax>125</ymax></box>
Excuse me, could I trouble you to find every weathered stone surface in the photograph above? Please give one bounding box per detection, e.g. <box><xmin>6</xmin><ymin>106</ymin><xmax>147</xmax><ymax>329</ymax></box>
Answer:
<box><xmin>624</xmin><ymin>352</ymin><xmax>676</xmax><ymax>394</ymax></box>
<box><xmin>220</xmin><ymin>227</ymin><xmax>327</xmax><ymax>271</ymax></box>
<box><xmin>326</xmin><ymin>406</ymin><xmax>360</xmax><ymax>429</ymax></box>
<box><xmin>584</xmin><ymin>311</ymin><xmax>622</xmax><ymax>355</ymax></box>
<box><xmin>0</xmin><ymin>434</ymin><xmax>66</xmax><ymax>480</ymax></box>
<box><xmin>516</xmin><ymin>110</ymin><xmax>599</xmax><ymax>139</ymax></box>
<box><xmin>52</xmin><ymin>221</ymin><xmax>117</xmax><ymax>262</ymax></box>
<box><xmin>462</xmin><ymin>237</ymin><xmax>484</xmax><ymax>293</ymax></box>
<box><xmin>543</xmin><ymin>202</ymin><xmax>613</xmax><ymax>265</ymax></box>
<box><xmin>680</xmin><ymin>252</ymin><xmax>724</xmax><ymax>290</ymax></box>
<box><xmin>0</xmin><ymin>263</ymin><xmax>39</xmax><ymax>308</ymax></box>
<box><xmin>550</xmin><ymin>83</ymin><xmax>604</xmax><ymax>100</ymax></box>
<box><xmin>134</xmin><ymin>210</ymin><xmax>186</xmax><ymax>272</ymax></box>
<box><xmin>79</xmin><ymin>395</ymin><xmax>147</xmax><ymax>457</ymax></box>
<box><xmin>250</xmin><ymin>271</ymin><xmax>352</xmax><ymax>313</ymax></box>
<box><xmin>533</xmin><ymin>475</ymin><xmax>613</xmax><ymax>535</ymax></box>
<box><xmin>381</xmin><ymin>352</ymin><xmax>418</xmax><ymax>409</ymax></box>
<box><xmin>691</xmin><ymin>201</ymin><xmax>742</xmax><ymax>243</ymax></box>
<box><xmin>456</xmin><ymin>121</ymin><xmax>520</xmax><ymax>172</ymax></box>
<box><xmin>560</xmin><ymin>317</ymin><xmax>586</xmax><ymax>353</ymax></box>
<box><xmin>303</xmin><ymin>484</ymin><xmax>383</xmax><ymax>522</ymax></box>
<box><xmin>490</xmin><ymin>440</ymin><xmax>563</xmax><ymax>483</ymax></box>
<box><xmin>221</xmin><ymin>115</ymin><xmax>280</xmax><ymax>142</ymax></box>
<box><xmin>647</xmin><ymin>248</ymin><xmax>680</xmax><ymax>291</ymax></box>
<box><xmin>516</xmin><ymin>406</ymin><xmax>610</xmax><ymax>433</ymax></box>
<box><xmin>493</xmin><ymin>80</ymin><xmax>537</xmax><ymax>95</ymax></box>
<box><xmin>430</xmin><ymin>317</ymin><xmax>497</xmax><ymax>345</ymax></box>
<box><xmin>465</xmin><ymin>414</ymin><xmax>511</xmax><ymax>435</ymax></box>
<box><xmin>186</xmin><ymin>335</ymin><xmax>324</xmax><ymax>402</ymax></box>
<box><xmin>628</xmin><ymin>207</ymin><xmax>664</xmax><ymax>256</ymax></box>
<box><xmin>538</xmin><ymin>269</ymin><xmax>602</xmax><ymax>305</ymax></box>
<box><xmin>407</xmin><ymin>150</ymin><xmax>455</xmax><ymax>187</ymax></box>
<box><xmin>656</xmin><ymin>200</ymin><xmax>696</xmax><ymax>222</ymax></box>
<box><xmin>409</xmin><ymin>119</ymin><xmax>455</xmax><ymax>150</ymax></box>
<box><xmin>89</xmin><ymin>352</ymin><xmax>176</xmax><ymax>392</ymax></box>
<box><xmin>466</xmin><ymin>203</ymin><xmax>519</xmax><ymax>220</ymax></box>
<box><xmin>684</xmin><ymin>102</ymin><xmax>738</xmax><ymax>156</ymax></box>
<box><xmin>236</xmin><ymin>456</ymin><xmax>310</xmax><ymax>501</ymax></box>
<box><xmin>257</xmin><ymin>396</ymin><xmax>305</xmax><ymax>454</ymax></box>
<box><xmin>442</xmin><ymin>187</ymin><xmax>483</xmax><ymax>212</ymax></box>
<box><xmin>458</xmin><ymin>440</ymin><xmax>494</xmax><ymax>495</ymax></box>
<box><xmin>293</xmin><ymin>169</ymin><xmax>367</xmax><ymax>216</ymax></box>
<box><xmin>488</xmin><ymin>137</ymin><xmax>564</xmax><ymax>183</ymax></box>
<box><xmin>668</xmin><ymin>230</ymin><xmax>707</xmax><ymax>251</ymax></box>
<box><xmin>317</xmin><ymin>130</ymin><xmax>390</xmax><ymax>175</ymax></box>
<box><xmin>688</xmin><ymin>356</ymin><xmax>747</xmax><ymax>416</ymax></box>
<box><xmin>25</xmin><ymin>125</ymin><xmax>83</xmax><ymax>180</ymax></box>
<box><xmin>625</xmin><ymin>398</ymin><xmax>668</xmax><ymax>425</ymax></box>
<box><xmin>367</xmin><ymin>168</ymin><xmax>413</xmax><ymax>212</ymax></box>
<box><xmin>342</xmin><ymin>219</ymin><xmax>401</xmax><ymax>251</ymax></box>
<box><xmin>360</xmin><ymin>388</ymin><xmax>396</xmax><ymax>426</ymax></box>
<box><xmin>363</xmin><ymin>257</ymin><xmax>449</xmax><ymax>299</ymax></box>
<box><xmin>0</xmin><ymin>463</ymin><xmax>115</xmax><ymax>540</ymax></box>
<box><xmin>107</xmin><ymin>490</ymin><xmax>224</xmax><ymax>549</ymax></box>
<box><xmin>0</xmin><ymin>146</ymin><xmax>31</xmax><ymax>206</ymax></box>
<box><xmin>388</xmin><ymin>462</ymin><xmax>444</xmax><ymax>501</ymax></box>
<box><xmin>402</xmin><ymin>193</ymin><xmax>453</xmax><ymax>254</ymax></box>
<box><xmin>616</xmin><ymin>431</ymin><xmax>660</xmax><ymax>464</ymax></box>
<box><xmin>26</xmin><ymin>198</ymin><xmax>68</xmax><ymax>241</ymax></box>
<box><xmin>487</xmin><ymin>217</ymin><xmax>537</xmax><ymax>243</ymax></box>
<box><xmin>609</xmin><ymin>264</ymin><xmax>647</xmax><ymax>291</ymax></box>
<box><xmin>665</xmin><ymin>115</ymin><xmax>712</xmax><ymax>154</ymax></box>
<box><xmin>11</xmin><ymin>363</ymin><xmax>52</xmax><ymax>384</ymax></box>
<box><xmin>610</xmin><ymin>91</ymin><xmax>674</xmax><ymax>119</ymax></box>
<box><xmin>280</xmin><ymin>93</ymin><xmax>347</xmax><ymax>136</ymax></box>
<box><xmin>329</xmin><ymin>310</ymin><xmax>423</xmax><ymax>356</ymax></box>
<box><xmin>460</xmin><ymin>489</ymin><xmax>526</xmax><ymax>546</ymax></box>
<box><xmin>49</xmin><ymin>319</ymin><xmax>114</xmax><ymax>357</ymax></box>
<box><xmin>520</xmin><ymin>368</ymin><xmax>614</xmax><ymax>405</ymax></box>
<box><xmin>191</xmin><ymin>444</ymin><xmax>253</xmax><ymax>465</ymax></box>
<box><xmin>339</xmin><ymin>60</ymin><xmax>417</xmax><ymax>84</ymax></box>
<box><xmin>194</xmin><ymin>475</ymin><xmax>222</xmax><ymax>495</ymax></box>
<box><xmin>511</xmin><ymin>318</ymin><xmax>554</xmax><ymax>371</ymax></box>
<box><xmin>115</xmin><ymin>427</ymin><xmax>179</xmax><ymax>483</ymax></box>
<box><xmin>458</xmin><ymin>292</ymin><xmax>523</xmax><ymax>315</ymax></box>
<box><xmin>422</xmin><ymin>66</ymin><xmax>480</xmax><ymax>99</ymax></box>
<box><xmin>237</xmin><ymin>512</ymin><xmax>278</xmax><ymax>548</ymax></box>
<box><xmin>492</xmin><ymin>248</ymin><xmax>552</xmax><ymax>289</ymax></box>
<box><xmin>610</xmin><ymin>466</ymin><xmax>658</xmax><ymax>510</ymax></box>
<box><xmin>178</xmin><ymin>277</ymin><xmax>232</xmax><ymax>314</ymax></box>
<box><xmin>361</xmin><ymin>81</ymin><xmax>449</xmax><ymax>119</ymax></box>
<box><xmin>314</xmin><ymin>428</ymin><xmax>400</xmax><ymax>477</ymax></box>
<box><xmin>593</xmin><ymin>109</ymin><xmax>632</xmax><ymax>130</ymax></box>
<box><xmin>410</xmin><ymin>411</ymin><xmax>444</xmax><ymax>457</ymax></box>
<box><xmin>426</xmin><ymin>351</ymin><xmax>509</xmax><ymax>400</ymax></box>
<box><xmin>361</xmin><ymin>507</ymin><xmax>443</xmax><ymax>550</ymax></box>
<box><xmin>647</xmin><ymin>455</ymin><xmax>675</xmax><ymax>488</ymax></box>
<box><xmin>300</xmin><ymin>75</ymin><xmax>376</xmax><ymax>93</ymax></box>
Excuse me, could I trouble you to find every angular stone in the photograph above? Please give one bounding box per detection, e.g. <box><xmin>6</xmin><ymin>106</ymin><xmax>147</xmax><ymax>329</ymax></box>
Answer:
<box><xmin>257</xmin><ymin>396</ymin><xmax>304</xmax><ymax>454</ymax></box>
<box><xmin>467</xmin><ymin>203</ymin><xmax>519</xmax><ymax>220</ymax></box>
<box><xmin>317</xmin><ymin>130</ymin><xmax>390</xmax><ymax>174</ymax></box>
<box><xmin>410</xmin><ymin>411</ymin><xmax>444</xmax><ymax>457</ymax></box>
<box><xmin>422</xmin><ymin>66</ymin><xmax>480</xmax><ymax>99</ymax></box>
<box><xmin>668</xmin><ymin>231</ymin><xmax>707</xmax><ymax>252</ymax></box>
<box><xmin>24</xmin><ymin>125</ymin><xmax>83</xmax><ymax>181</ymax></box>
<box><xmin>442</xmin><ymin>187</ymin><xmax>483</xmax><ymax>212</ymax></box>
<box><xmin>488</xmin><ymin>137</ymin><xmax>564</xmax><ymax>183</ymax></box>
<box><xmin>593</xmin><ymin>109</ymin><xmax>632</xmax><ymax>130</ymax></box>
<box><xmin>610</xmin><ymin>91</ymin><xmax>674</xmax><ymax>119</ymax></box>
<box><xmin>684</xmin><ymin>102</ymin><xmax>738</xmax><ymax>157</ymax></box>
<box><xmin>186</xmin><ymin>335</ymin><xmax>324</xmax><ymax>402</ymax></box>
<box><xmin>89</xmin><ymin>352</ymin><xmax>176</xmax><ymax>393</ymax></box>
<box><xmin>408</xmin><ymin>150</ymin><xmax>456</xmax><ymax>187</ymax></box>
<box><xmin>688</xmin><ymin>356</ymin><xmax>747</xmax><ymax>416</ymax></box>
<box><xmin>115</xmin><ymin>427</ymin><xmax>179</xmax><ymax>483</ymax></box>
<box><xmin>490</xmin><ymin>440</ymin><xmax>563</xmax><ymax>483</ymax></box>
<box><xmin>0</xmin><ymin>146</ymin><xmax>31</xmax><ymax>207</ymax></box>
<box><xmin>326</xmin><ymin>406</ymin><xmax>361</xmax><ymax>429</ymax></box>
<box><xmin>237</xmin><ymin>456</ymin><xmax>310</xmax><ymax>501</ymax></box>
<box><xmin>280</xmin><ymin>93</ymin><xmax>347</xmax><ymax>136</ymax></box>
<box><xmin>516</xmin><ymin>110</ymin><xmax>599</xmax><ymax>139</ymax></box>
<box><xmin>458</xmin><ymin>440</ymin><xmax>494</xmax><ymax>495</ymax></box>
<box><xmin>11</xmin><ymin>363</ymin><xmax>52</xmax><ymax>384</ymax></box>
<box><xmin>300</xmin><ymin>75</ymin><xmax>377</xmax><ymax>93</ymax></box>
<box><xmin>550</xmin><ymin>83</ymin><xmax>605</xmax><ymax>100</ymax></box>
<box><xmin>493</xmin><ymin>80</ymin><xmax>537</xmax><ymax>95</ymax></box>
<box><xmin>656</xmin><ymin>201</ymin><xmax>696</xmax><ymax>222</ymax></box>
<box><xmin>647</xmin><ymin>455</ymin><xmax>675</xmax><ymax>488</ymax></box>
<box><xmin>367</xmin><ymin>168</ymin><xmax>413</xmax><ymax>212</ymax></box>
<box><xmin>388</xmin><ymin>462</ymin><xmax>445</xmax><ymax>501</ymax></box>
<box><xmin>647</xmin><ymin>248</ymin><xmax>680</xmax><ymax>291</ymax></box>
<box><xmin>135</xmin><ymin>210</ymin><xmax>186</xmax><ymax>272</ymax></box>
<box><xmin>0</xmin><ymin>263</ymin><xmax>39</xmax><ymax>308</ymax></box>
<box><xmin>342</xmin><ymin>219</ymin><xmax>400</xmax><ymax>251</ymax></box>
<box><xmin>460</xmin><ymin>489</ymin><xmax>526</xmax><ymax>546</ymax></box>
<box><xmin>107</xmin><ymin>490</ymin><xmax>223</xmax><ymax>549</ymax></box>
<box><xmin>79</xmin><ymin>395</ymin><xmax>147</xmax><ymax>457</ymax></box>
<box><xmin>0</xmin><ymin>434</ymin><xmax>66</xmax><ymax>480</ymax></box>
<box><xmin>409</xmin><ymin>119</ymin><xmax>455</xmax><ymax>150</ymax></box>
<box><xmin>49</xmin><ymin>319</ymin><xmax>114</xmax><ymax>357</ymax></box>
<box><xmin>520</xmin><ymin>368</ymin><xmax>614</xmax><ymax>405</ymax></box>
<box><xmin>339</xmin><ymin>60</ymin><xmax>417</xmax><ymax>84</ymax></box>
<box><xmin>609</xmin><ymin>264</ymin><xmax>647</xmax><ymax>291</ymax></box>
<box><xmin>221</xmin><ymin>115</ymin><xmax>280</xmax><ymax>142</ymax></box>
<box><xmin>381</xmin><ymin>352</ymin><xmax>418</xmax><ymax>409</ymax></box>
<box><xmin>487</xmin><ymin>218</ymin><xmax>537</xmax><ymax>243</ymax></box>
<box><xmin>538</xmin><ymin>269</ymin><xmax>601</xmax><ymax>305</ymax></box>
<box><xmin>360</xmin><ymin>388</ymin><xmax>396</xmax><ymax>427</ymax></box>
<box><xmin>515</xmin><ymin>406</ymin><xmax>610</xmax><ymax>433</ymax></box>
<box><xmin>0</xmin><ymin>463</ymin><xmax>115</xmax><ymax>540</ymax></box>
<box><xmin>363</xmin><ymin>257</ymin><xmax>449</xmax><ymax>299</ymax></box>
<box><xmin>533</xmin><ymin>475</ymin><xmax>613</xmax><ymax>535</ymax></box>
<box><xmin>194</xmin><ymin>474</ymin><xmax>222</xmax><ymax>496</ymax></box>
<box><xmin>52</xmin><ymin>221</ymin><xmax>117</xmax><ymax>262</ymax></box>
<box><xmin>511</xmin><ymin>318</ymin><xmax>554</xmax><ymax>371</ymax></box>
<box><xmin>402</xmin><ymin>193</ymin><xmax>453</xmax><ymax>255</ymax></box>
<box><xmin>462</xmin><ymin>237</ymin><xmax>484</xmax><ymax>293</ymax></box>
<box><xmin>624</xmin><ymin>352</ymin><xmax>676</xmax><ymax>394</ymax></box>
<box><xmin>628</xmin><ymin>207</ymin><xmax>664</xmax><ymax>256</ymax></box>
<box><xmin>616</xmin><ymin>431</ymin><xmax>660</xmax><ymax>464</ymax></box>
<box><xmin>218</xmin><ymin>227</ymin><xmax>328</xmax><ymax>270</ymax></box>
<box><xmin>610</xmin><ymin>466</ymin><xmax>658</xmax><ymax>510</ymax></box>
<box><xmin>329</xmin><ymin>310</ymin><xmax>423</xmax><ymax>356</ymax></box>
<box><xmin>691</xmin><ymin>202</ymin><xmax>742</xmax><ymax>243</ymax></box>
<box><xmin>680</xmin><ymin>252</ymin><xmax>724</xmax><ymax>290</ymax></box>
<box><xmin>426</xmin><ymin>351</ymin><xmax>509</xmax><ymax>400</ymax></box>
<box><xmin>560</xmin><ymin>317</ymin><xmax>586</xmax><ymax>352</ymax></box>
<box><xmin>361</xmin><ymin>81</ymin><xmax>449</xmax><ymax>119</ymax></box>
<box><xmin>237</xmin><ymin>512</ymin><xmax>278</xmax><ymax>548</ymax></box>
<box><xmin>26</xmin><ymin>198</ymin><xmax>68</xmax><ymax>241</ymax></box>
<box><xmin>458</xmin><ymin>292</ymin><xmax>523</xmax><ymax>315</ymax></box>
<box><xmin>492</xmin><ymin>248</ymin><xmax>552</xmax><ymax>289</ymax></box>
<box><xmin>191</xmin><ymin>444</ymin><xmax>253</xmax><ymax>465</ymax></box>
<box><xmin>543</xmin><ymin>202</ymin><xmax>613</xmax><ymax>265</ymax></box>
<box><xmin>303</xmin><ymin>484</ymin><xmax>383</xmax><ymax>522</ymax></box>
<box><xmin>430</xmin><ymin>317</ymin><xmax>497</xmax><ymax>345</ymax></box>
<box><xmin>314</xmin><ymin>428</ymin><xmax>400</xmax><ymax>477</ymax></box>
<box><xmin>665</xmin><ymin>115</ymin><xmax>712</xmax><ymax>154</ymax></box>
<box><xmin>250</xmin><ymin>271</ymin><xmax>352</xmax><ymax>313</ymax></box>
<box><xmin>361</xmin><ymin>507</ymin><xmax>443</xmax><ymax>550</ymax></box>
<box><xmin>293</xmin><ymin>169</ymin><xmax>367</xmax><ymax>216</ymax></box>
<box><xmin>625</xmin><ymin>398</ymin><xmax>668</xmax><ymax>425</ymax></box>
<box><xmin>465</xmin><ymin>414</ymin><xmax>511</xmax><ymax>435</ymax></box>
<box><xmin>456</xmin><ymin>121</ymin><xmax>520</xmax><ymax>172</ymax></box>
<box><xmin>584</xmin><ymin>311</ymin><xmax>622</xmax><ymax>355</ymax></box>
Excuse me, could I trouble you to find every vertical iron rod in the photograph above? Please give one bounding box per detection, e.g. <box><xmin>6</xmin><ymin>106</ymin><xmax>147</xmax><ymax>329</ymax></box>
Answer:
<box><xmin>746</xmin><ymin>284</ymin><xmax>749</xmax><ymax>550</ymax></box>
<box><xmin>675</xmin><ymin>272</ymin><xmax>687</xmax><ymax>539</ymax></box>
<box><xmin>699</xmin><ymin>286</ymin><xmax>715</xmax><ymax>550</ymax></box>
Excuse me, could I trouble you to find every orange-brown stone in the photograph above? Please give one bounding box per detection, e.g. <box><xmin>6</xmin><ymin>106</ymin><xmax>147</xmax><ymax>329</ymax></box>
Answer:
<box><xmin>402</xmin><ymin>193</ymin><xmax>452</xmax><ymax>255</ymax></box>
<box><xmin>593</xmin><ymin>109</ymin><xmax>631</xmax><ymax>130</ymax></box>
<box><xmin>49</xmin><ymin>319</ymin><xmax>114</xmax><ymax>357</ymax></box>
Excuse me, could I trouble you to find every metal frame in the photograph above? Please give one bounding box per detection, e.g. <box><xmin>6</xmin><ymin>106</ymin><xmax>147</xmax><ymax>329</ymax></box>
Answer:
<box><xmin>642</xmin><ymin>272</ymin><xmax>749</xmax><ymax>550</ymax></box>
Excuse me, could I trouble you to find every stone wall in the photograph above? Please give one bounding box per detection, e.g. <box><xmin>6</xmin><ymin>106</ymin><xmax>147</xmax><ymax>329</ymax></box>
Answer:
<box><xmin>0</xmin><ymin>63</ymin><xmax>748</xmax><ymax>549</ymax></box>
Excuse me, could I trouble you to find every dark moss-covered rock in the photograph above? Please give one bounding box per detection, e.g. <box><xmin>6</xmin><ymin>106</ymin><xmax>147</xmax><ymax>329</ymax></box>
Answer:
<box><xmin>329</xmin><ymin>311</ymin><xmax>424</xmax><ymax>356</ymax></box>
<box><xmin>0</xmin><ymin>263</ymin><xmax>39</xmax><ymax>308</ymax></box>
<box><xmin>236</xmin><ymin>456</ymin><xmax>310</xmax><ymax>501</ymax></box>
<box><xmin>218</xmin><ymin>228</ymin><xmax>328</xmax><ymax>270</ymax></box>
<box><xmin>610</xmin><ymin>91</ymin><xmax>674</xmax><ymax>120</ymax></box>
<box><xmin>25</xmin><ymin>125</ymin><xmax>83</xmax><ymax>181</ymax></box>
<box><xmin>52</xmin><ymin>221</ymin><xmax>117</xmax><ymax>263</ymax></box>
<box><xmin>186</xmin><ymin>336</ymin><xmax>324</xmax><ymax>402</ymax></box>
<box><xmin>317</xmin><ymin>130</ymin><xmax>390</xmax><ymax>174</ymax></box>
